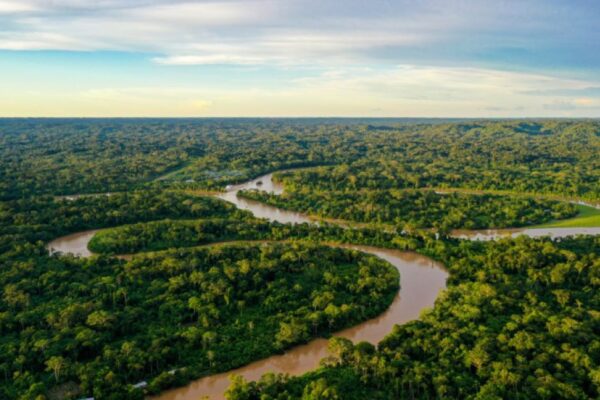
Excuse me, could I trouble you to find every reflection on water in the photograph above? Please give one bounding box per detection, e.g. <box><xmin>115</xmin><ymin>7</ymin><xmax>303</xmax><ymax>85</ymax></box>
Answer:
<box><xmin>218</xmin><ymin>173</ymin><xmax>314</xmax><ymax>225</ymax></box>
<box><xmin>452</xmin><ymin>226</ymin><xmax>600</xmax><ymax>241</ymax></box>
<box><xmin>47</xmin><ymin>229</ymin><xmax>100</xmax><ymax>257</ymax></box>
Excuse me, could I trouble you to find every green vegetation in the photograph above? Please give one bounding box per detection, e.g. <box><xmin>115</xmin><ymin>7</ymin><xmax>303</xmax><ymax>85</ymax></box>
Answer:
<box><xmin>0</xmin><ymin>190</ymin><xmax>241</xmax><ymax>253</ymax></box>
<box><xmin>89</xmin><ymin>218</ymin><xmax>278</xmax><ymax>254</ymax></box>
<box><xmin>0</xmin><ymin>179</ymin><xmax>407</xmax><ymax>399</ymax></box>
<box><xmin>535</xmin><ymin>204</ymin><xmax>600</xmax><ymax>228</ymax></box>
<box><xmin>225</xmin><ymin>236</ymin><xmax>600</xmax><ymax>400</ymax></box>
<box><xmin>1</xmin><ymin>119</ymin><xmax>600</xmax><ymax>399</ymax></box>
<box><xmin>88</xmin><ymin>217</ymin><xmax>419</xmax><ymax>255</ymax></box>
<box><xmin>239</xmin><ymin>187</ymin><xmax>577</xmax><ymax>231</ymax></box>
<box><xmin>0</xmin><ymin>236</ymin><xmax>398</xmax><ymax>398</ymax></box>
<box><xmin>2</xmin><ymin>119</ymin><xmax>600</xmax><ymax>201</ymax></box>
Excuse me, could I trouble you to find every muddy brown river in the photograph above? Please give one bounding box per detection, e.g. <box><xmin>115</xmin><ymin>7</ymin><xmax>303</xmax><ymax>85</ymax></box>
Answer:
<box><xmin>452</xmin><ymin>226</ymin><xmax>600</xmax><ymax>240</ymax></box>
<box><xmin>45</xmin><ymin>171</ymin><xmax>599</xmax><ymax>400</ymax></box>
<box><xmin>47</xmin><ymin>229</ymin><xmax>100</xmax><ymax>257</ymax></box>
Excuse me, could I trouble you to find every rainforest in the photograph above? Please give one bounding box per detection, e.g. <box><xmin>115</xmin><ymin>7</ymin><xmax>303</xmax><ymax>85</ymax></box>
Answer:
<box><xmin>0</xmin><ymin>119</ymin><xmax>599</xmax><ymax>400</ymax></box>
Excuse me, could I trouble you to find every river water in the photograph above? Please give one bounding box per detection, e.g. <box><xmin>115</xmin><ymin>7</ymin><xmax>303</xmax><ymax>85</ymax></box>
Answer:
<box><xmin>47</xmin><ymin>229</ymin><xmax>100</xmax><ymax>257</ymax></box>
<box><xmin>45</xmin><ymin>171</ymin><xmax>599</xmax><ymax>400</ymax></box>
<box><xmin>452</xmin><ymin>226</ymin><xmax>600</xmax><ymax>240</ymax></box>
<box><xmin>217</xmin><ymin>173</ymin><xmax>314</xmax><ymax>224</ymax></box>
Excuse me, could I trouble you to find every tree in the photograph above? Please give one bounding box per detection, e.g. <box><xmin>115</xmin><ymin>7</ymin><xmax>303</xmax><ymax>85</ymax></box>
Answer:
<box><xmin>302</xmin><ymin>378</ymin><xmax>339</xmax><ymax>399</ymax></box>
<box><xmin>275</xmin><ymin>319</ymin><xmax>309</xmax><ymax>348</ymax></box>
<box><xmin>46</xmin><ymin>356</ymin><xmax>66</xmax><ymax>382</ymax></box>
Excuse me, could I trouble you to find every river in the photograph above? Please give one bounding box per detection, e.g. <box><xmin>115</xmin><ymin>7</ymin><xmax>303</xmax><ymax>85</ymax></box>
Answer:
<box><xmin>155</xmin><ymin>245</ymin><xmax>445</xmax><ymax>400</ymax></box>
<box><xmin>452</xmin><ymin>226</ymin><xmax>600</xmax><ymax>240</ymax></box>
<box><xmin>45</xmin><ymin>171</ymin><xmax>598</xmax><ymax>400</ymax></box>
<box><xmin>47</xmin><ymin>229</ymin><xmax>100</xmax><ymax>257</ymax></box>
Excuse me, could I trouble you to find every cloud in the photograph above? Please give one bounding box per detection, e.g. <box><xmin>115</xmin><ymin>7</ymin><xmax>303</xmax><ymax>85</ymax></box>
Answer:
<box><xmin>257</xmin><ymin>65</ymin><xmax>600</xmax><ymax>117</ymax></box>
<box><xmin>24</xmin><ymin>65</ymin><xmax>592</xmax><ymax>117</ymax></box>
<box><xmin>521</xmin><ymin>87</ymin><xmax>600</xmax><ymax>97</ymax></box>
<box><xmin>0</xmin><ymin>31</ymin><xmax>87</xmax><ymax>50</ymax></box>
<box><xmin>291</xmin><ymin>65</ymin><xmax>599</xmax><ymax>103</ymax></box>
<box><xmin>543</xmin><ymin>98</ymin><xmax>600</xmax><ymax>112</ymax></box>
<box><xmin>152</xmin><ymin>31</ymin><xmax>423</xmax><ymax>66</ymax></box>
<box><xmin>0</xmin><ymin>0</ymin><xmax>598</xmax><ymax>70</ymax></box>
<box><xmin>1</xmin><ymin>1</ymin><xmax>600</xmax><ymax>117</ymax></box>
<box><xmin>574</xmin><ymin>98</ymin><xmax>595</xmax><ymax>106</ymax></box>
<box><xmin>543</xmin><ymin>101</ymin><xmax>577</xmax><ymax>111</ymax></box>
<box><xmin>0</xmin><ymin>1</ymin><xmax>39</xmax><ymax>13</ymax></box>
<box><xmin>154</xmin><ymin>54</ymin><xmax>265</xmax><ymax>66</ymax></box>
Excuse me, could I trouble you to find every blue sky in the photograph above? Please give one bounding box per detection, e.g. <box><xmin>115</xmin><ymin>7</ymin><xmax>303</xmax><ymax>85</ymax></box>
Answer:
<box><xmin>1</xmin><ymin>0</ymin><xmax>599</xmax><ymax>117</ymax></box>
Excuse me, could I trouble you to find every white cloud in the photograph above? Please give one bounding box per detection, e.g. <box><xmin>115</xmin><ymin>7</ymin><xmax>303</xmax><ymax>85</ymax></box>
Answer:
<box><xmin>0</xmin><ymin>31</ymin><xmax>88</xmax><ymax>50</ymax></box>
<box><xmin>292</xmin><ymin>65</ymin><xmax>599</xmax><ymax>102</ymax></box>
<box><xmin>13</xmin><ymin>65</ymin><xmax>591</xmax><ymax>117</ymax></box>
<box><xmin>0</xmin><ymin>1</ymin><xmax>599</xmax><ymax>117</ymax></box>
<box><xmin>132</xmin><ymin>2</ymin><xmax>270</xmax><ymax>26</ymax></box>
<box><xmin>154</xmin><ymin>54</ymin><xmax>265</xmax><ymax>65</ymax></box>
<box><xmin>3</xmin><ymin>0</ymin><xmax>596</xmax><ymax>69</ymax></box>
<box><xmin>0</xmin><ymin>1</ymin><xmax>39</xmax><ymax>13</ymax></box>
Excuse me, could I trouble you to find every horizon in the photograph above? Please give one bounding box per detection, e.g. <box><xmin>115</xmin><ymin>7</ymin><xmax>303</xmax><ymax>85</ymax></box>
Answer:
<box><xmin>1</xmin><ymin>117</ymin><xmax>600</xmax><ymax>121</ymax></box>
<box><xmin>1</xmin><ymin>1</ymin><xmax>599</xmax><ymax>117</ymax></box>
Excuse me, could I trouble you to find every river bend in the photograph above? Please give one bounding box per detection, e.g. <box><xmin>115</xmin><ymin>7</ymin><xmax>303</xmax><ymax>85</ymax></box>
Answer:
<box><xmin>45</xmin><ymin>171</ymin><xmax>599</xmax><ymax>399</ymax></box>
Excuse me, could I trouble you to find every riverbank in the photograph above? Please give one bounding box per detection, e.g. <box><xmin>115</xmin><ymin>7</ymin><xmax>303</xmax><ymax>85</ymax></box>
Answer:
<box><xmin>44</xmin><ymin>169</ymin><xmax>600</xmax><ymax>399</ymax></box>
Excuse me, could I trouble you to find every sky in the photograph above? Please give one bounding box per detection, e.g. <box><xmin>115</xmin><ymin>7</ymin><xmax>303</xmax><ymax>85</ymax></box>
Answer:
<box><xmin>0</xmin><ymin>0</ymin><xmax>599</xmax><ymax>117</ymax></box>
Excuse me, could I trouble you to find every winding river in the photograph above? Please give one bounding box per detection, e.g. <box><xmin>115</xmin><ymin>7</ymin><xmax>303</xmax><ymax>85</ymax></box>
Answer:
<box><xmin>45</xmin><ymin>171</ymin><xmax>599</xmax><ymax>400</ymax></box>
<box><xmin>452</xmin><ymin>226</ymin><xmax>600</xmax><ymax>240</ymax></box>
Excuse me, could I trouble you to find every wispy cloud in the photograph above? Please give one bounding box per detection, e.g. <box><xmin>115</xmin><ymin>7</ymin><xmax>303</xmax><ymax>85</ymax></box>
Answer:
<box><xmin>0</xmin><ymin>1</ymin><xmax>39</xmax><ymax>13</ymax></box>
<box><xmin>1</xmin><ymin>1</ymin><xmax>599</xmax><ymax>116</ymax></box>
<box><xmin>4</xmin><ymin>64</ymin><xmax>599</xmax><ymax>117</ymax></box>
<box><xmin>1</xmin><ymin>0</ymin><xmax>598</xmax><ymax>70</ymax></box>
<box><xmin>522</xmin><ymin>87</ymin><xmax>600</xmax><ymax>97</ymax></box>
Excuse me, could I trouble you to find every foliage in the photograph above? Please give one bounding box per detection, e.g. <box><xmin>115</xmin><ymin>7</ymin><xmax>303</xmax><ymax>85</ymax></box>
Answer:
<box><xmin>226</xmin><ymin>236</ymin><xmax>600</xmax><ymax>400</ymax></box>
<box><xmin>0</xmin><ymin>242</ymin><xmax>398</xmax><ymax>399</ymax></box>
<box><xmin>87</xmin><ymin>216</ymin><xmax>428</xmax><ymax>255</ymax></box>
<box><xmin>0</xmin><ymin>190</ymin><xmax>240</xmax><ymax>253</ymax></box>
<box><xmin>239</xmin><ymin>187</ymin><xmax>577</xmax><ymax>230</ymax></box>
<box><xmin>3</xmin><ymin>119</ymin><xmax>600</xmax><ymax>200</ymax></box>
<box><xmin>1</xmin><ymin>118</ymin><xmax>600</xmax><ymax>400</ymax></box>
<box><xmin>536</xmin><ymin>204</ymin><xmax>600</xmax><ymax>228</ymax></box>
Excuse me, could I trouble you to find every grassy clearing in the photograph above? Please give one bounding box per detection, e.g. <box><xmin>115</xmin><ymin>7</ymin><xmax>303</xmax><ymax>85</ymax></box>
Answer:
<box><xmin>535</xmin><ymin>205</ymin><xmax>600</xmax><ymax>228</ymax></box>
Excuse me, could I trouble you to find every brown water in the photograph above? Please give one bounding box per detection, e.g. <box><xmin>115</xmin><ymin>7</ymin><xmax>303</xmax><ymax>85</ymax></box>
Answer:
<box><xmin>218</xmin><ymin>173</ymin><xmax>314</xmax><ymax>224</ymax></box>
<box><xmin>47</xmin><ymin>172</ymin><xmax>600</xmax><ymax>256</ymax></box>
<box><xmin>45</xmin><ymin>172</ymin><xmax>448</xmax><ymax>400</ymax></box>
<box><xmin>47</xmin><ymin>229</ymin><xmax>100</xmax><ymax>257</ymax></box>
<box><xmin>452</xmin><ymin>226</ymin><xmax>600</xmax><ymax>241</ymax></box>
<box><xmin>220</xmin><ymin>172</ymin><xmax>600</xmax><ymax>241</ymax></box>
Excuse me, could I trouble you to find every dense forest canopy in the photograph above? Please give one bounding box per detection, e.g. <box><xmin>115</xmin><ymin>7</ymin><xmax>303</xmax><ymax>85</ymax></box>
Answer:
<box><xmin>0</xmin><ymin>119</ymin><xmax>599</xmax><ymax>399</ymax></box>
<box><xmin>226</xmin><ymin>236</ymin><xmax>600</xmax><ymax>400</ymax></box>
<box><xmin>1</xmin><ymin>119</ymin><xmax>599</xmax><ymax>199</ymax></box>
<box><xmin>0</xmin><ymin>176</ymin><xmax>409</xmax><ymax>399</ymax></box>
<box><xmin>0</xmin><ymin>190</ymin><xmax>241</xmax><ymax>253</ymax></box>
<box><xmin>1</xmin><ymin>239</ymin><xmax>398</xmax><ymax>399</ymax></box>
<box><xmin>239</xmin><ymin>187</ymin><xmax>578</xmax><ymax>230</ymax></box>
